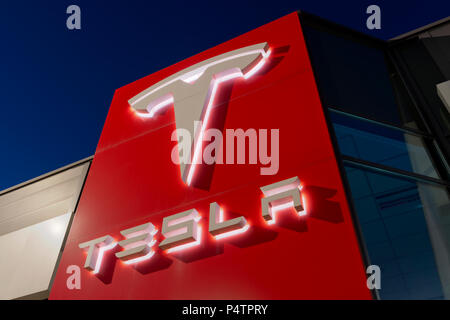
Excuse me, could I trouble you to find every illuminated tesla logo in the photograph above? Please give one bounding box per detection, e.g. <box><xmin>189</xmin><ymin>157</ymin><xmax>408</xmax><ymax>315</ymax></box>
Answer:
<box><xmin>129</xmin><ymin>43</ymin><xmax>271</xmax><ymax>186</ymax></box>
<box><xmin>79</xmin><ymin>177</ymin><xmax>306</xmax><ymax>275</ymax></box>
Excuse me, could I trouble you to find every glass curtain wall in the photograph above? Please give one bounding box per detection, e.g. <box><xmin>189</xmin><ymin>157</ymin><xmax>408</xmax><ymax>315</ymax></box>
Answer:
<box><xmin>300</xmin><ymin>13</ymin><xmax>450</xmax><ymax>300</ymax></box>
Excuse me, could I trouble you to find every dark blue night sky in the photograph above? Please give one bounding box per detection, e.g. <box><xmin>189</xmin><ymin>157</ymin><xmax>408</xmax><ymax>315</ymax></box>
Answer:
<box><xmin>1</xmin><ymin>0</ymin><xmax>449</xmax><ymax>190</ymax></box>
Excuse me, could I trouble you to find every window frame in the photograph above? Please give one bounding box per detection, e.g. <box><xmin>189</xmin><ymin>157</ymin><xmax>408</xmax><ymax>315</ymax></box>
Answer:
<box><xmin>298</xmin><ymin>11</ymin><xmax>450</xmax><ymax>300</ymax></box>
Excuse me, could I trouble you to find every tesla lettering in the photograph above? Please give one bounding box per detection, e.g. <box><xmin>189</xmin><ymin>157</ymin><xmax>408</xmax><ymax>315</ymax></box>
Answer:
<box><xmin>115</xmin><ymin>222</ymin><xmax>158</xmax><ymax>264</ymax></box>
<box><xmin>78</xmin><ymin>177</ymin><xmax>306</xmax><ymax>275</ymax></box>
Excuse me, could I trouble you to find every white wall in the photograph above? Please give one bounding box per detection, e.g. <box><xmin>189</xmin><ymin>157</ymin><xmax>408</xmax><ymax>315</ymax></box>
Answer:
<box><xmin>0</xmin><ymin>213</ymin><xmax>71</xmax><ymax>300</ymax></box>
<box><xmin>0</xmin><ymin>160</ymin><xmax>90</xmax><ymax>299</ymax></box>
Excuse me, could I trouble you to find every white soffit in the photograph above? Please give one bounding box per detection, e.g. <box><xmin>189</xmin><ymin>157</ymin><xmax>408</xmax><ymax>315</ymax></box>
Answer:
<box><xmin>0</xmin><ymin>161</ymin><xmax>90</xmax><ymax>236</ymax></box>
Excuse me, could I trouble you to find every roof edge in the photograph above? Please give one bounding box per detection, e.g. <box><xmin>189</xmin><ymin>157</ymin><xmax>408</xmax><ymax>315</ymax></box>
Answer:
<box><xmin>389</xmin><ymin>16</ymin><xmax>450</xmax><ymax>42</ymax></box>
<box><xmin>0</xmin><ymin>155</ymin><xmax>94</xmax><ymax>196</ymax></box>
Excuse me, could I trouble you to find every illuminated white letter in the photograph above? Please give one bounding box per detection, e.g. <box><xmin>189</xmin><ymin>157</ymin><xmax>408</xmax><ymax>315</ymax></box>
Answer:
<box><xmin>260</xmin><ymin>177</ymin><xmax>305</xmax><ymax>225</ymax></box>
<box><xmin>159</xmin><ymin>209</ymin><xmax>201</xmax><ymax>253</ymax></box>
<box><xmin>115</xmin><ymin>222</ymin><xmax>158</xmax><ymax>264</ymax></box>
<box><xmin>129</xmin><ymin>43</ymin><xmax>270</xmax><ymax>185</ymax></box>
<box><xmin>209</xmin><ymin>202</ymin><xmax>249</xmax><ymax>239</ymax></box>
<box><xmin>78</xmin><ymin>235</ymin><xmax>116</xmax><ymax>274</ymax></box>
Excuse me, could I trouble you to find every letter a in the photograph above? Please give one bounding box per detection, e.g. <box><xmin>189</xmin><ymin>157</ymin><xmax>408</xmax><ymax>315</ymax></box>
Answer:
<box><xmin>366</xmin><ymin>5</ymin><xmax>381</xmax><ymax>30</ymax></box>
<box><xmin>66</xmin><ymin>5</ymin><xmax>81</xmax><ymax>30</ymax></box>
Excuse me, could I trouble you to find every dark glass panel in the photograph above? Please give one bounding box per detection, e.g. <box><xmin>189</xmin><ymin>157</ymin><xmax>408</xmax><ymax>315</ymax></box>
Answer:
<box><xmin>345</xmin><ymin>165</ymin><xmax>450</xmax><ymax>300</ymax></box>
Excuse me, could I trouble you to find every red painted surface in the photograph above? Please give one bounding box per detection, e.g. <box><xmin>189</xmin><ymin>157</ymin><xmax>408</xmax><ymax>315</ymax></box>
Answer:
<box><xmin>49</xmin><ymin>12</ymin><xmax>372</xmax><ymax>299</ymax></box>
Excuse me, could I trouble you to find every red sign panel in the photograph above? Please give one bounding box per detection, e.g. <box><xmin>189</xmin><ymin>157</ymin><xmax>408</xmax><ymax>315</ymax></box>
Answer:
<box><xmin>49</xmin><ymin>12</ymin><xmax>371</xmax><ymax>299</ymax></box>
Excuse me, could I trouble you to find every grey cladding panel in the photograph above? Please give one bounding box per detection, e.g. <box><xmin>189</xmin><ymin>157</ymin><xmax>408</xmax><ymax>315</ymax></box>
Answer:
<box><xmin>0</xmin><ymin>162</ymin><xmax>89</xmax><ymax>236</ymax></box>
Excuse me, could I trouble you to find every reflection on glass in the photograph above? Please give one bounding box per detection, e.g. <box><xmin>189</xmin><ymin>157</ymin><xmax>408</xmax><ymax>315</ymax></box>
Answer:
<box><xmin>302</xmin><ymin>24</ymin><xmax>422</xmax><ymax>130</ymax></box>
<box><xmin>331</xmin><ymin>110</ymin><xmax>440</xmax><ymax>179</ymax></box>
<box><xmin>345</xmin><ymin>165</ymin><xmax>450</xmax><ymax>299</ymax></box>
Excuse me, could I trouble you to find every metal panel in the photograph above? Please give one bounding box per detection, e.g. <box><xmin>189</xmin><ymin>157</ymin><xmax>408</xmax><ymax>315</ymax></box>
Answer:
<box><xmin>0</xmin><ymin>162</ymin><xmax>89</xmax><ymax>236</ymax></box>
<box><xmin>437</xmin><ymin>80</ymin><xmax>450</xmax><ymax>113</ymax></box>
<box><xmin>0</xmin><ymin>213</ymin><xmax>71</xmax><ymax>300</ymax></box>
<box><xmin>0</xmin><ymin>160</ymin><xmax>90</xmax><ymax>300</ymax></box>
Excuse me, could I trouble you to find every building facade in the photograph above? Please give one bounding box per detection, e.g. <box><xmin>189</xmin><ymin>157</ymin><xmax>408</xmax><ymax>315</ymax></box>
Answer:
<box><xmin>1</xmin><ymin>11</ymin><xmax>449</xmax><ymax>300</ymax></box>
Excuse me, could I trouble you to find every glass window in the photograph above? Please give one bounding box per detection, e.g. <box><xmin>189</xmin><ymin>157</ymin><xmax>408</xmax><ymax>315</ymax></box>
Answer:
<box><xmin>345</xmin><ymin>165</ymin><xmax>450</xmax><ymax>299</ymax></box>
<box><xmin>330</xmin><ymin>109</ymin><xmax>440</xmax><ymax>179</ymax></box>
<box><xmin>301</xmin><ymin>16</ymin><xmax>450</xmax><ymax>300</ymax></box>
<box><xmin>302</xmin><ymin>24</ymin><xmax>423</xmax><ymax>131</ymax></box>
<box><xmin>396</xmin><ymin>39</ymin><xmax>450</xmax><ymax>135</ymax></box>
